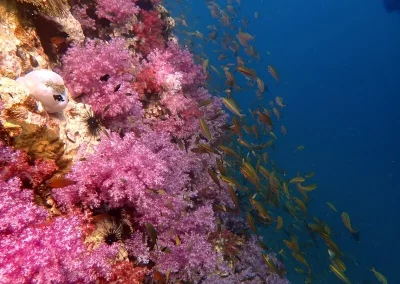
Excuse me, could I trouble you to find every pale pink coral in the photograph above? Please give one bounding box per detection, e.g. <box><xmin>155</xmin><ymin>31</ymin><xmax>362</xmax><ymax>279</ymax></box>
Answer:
<box><xmin>140</xmin><ymin>42</ymin><xmax>205</xmax><ymax>94</ymax></box>
<box><xmin>135</xmin><ymin>42</ymin><xmax>227</xmax><ymax>138</ymax></box>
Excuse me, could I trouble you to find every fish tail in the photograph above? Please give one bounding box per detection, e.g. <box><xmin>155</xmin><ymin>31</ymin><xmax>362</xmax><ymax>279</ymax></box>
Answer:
<box><xmin>351</xmin><ymin>230</ymin><xmax>360</xmax><ymax>242</ymax></box>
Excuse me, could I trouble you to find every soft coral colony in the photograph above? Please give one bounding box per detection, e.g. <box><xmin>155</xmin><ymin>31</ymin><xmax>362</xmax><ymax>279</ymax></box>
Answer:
<box><xmin>0</xmin><ymin>0</ymin><xmax>288</xmax><ymax>283</ymax></box>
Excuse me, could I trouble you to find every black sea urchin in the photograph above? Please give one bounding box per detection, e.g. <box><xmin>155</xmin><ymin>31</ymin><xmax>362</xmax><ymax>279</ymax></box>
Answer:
<box><xmin>82</xmin><ymin>107</ymin><xmax>104</xmax><ymax>138</ymax></box>
<box><xmin>98</xmin><ymin>218</ymin><xmax>123</xmax><ymax>245</ymax></box>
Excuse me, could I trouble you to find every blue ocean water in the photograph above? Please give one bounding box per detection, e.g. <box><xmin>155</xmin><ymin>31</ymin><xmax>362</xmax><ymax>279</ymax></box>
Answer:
<box><xmin>166</xmin><ymin>0</ymin><xmax>399</xmax><ymax>282</ymax></box>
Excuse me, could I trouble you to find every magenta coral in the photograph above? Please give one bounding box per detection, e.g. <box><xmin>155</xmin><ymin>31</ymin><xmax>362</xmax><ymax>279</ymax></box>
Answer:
<box><xmin>0</xmin><ymin>178</ymin><xmax>47</xmax><ymax>235</ymax></box>
<box><xmin>0</xmin><ymin>178</ymin><xmax>118</xmax><ymax>283</ymax></box>
<box><xmin>53</xmin><ymin>132</ymin><xmax>169</xmax><ymax>209</ymax></box>
<box><xmin>96</xmin><ymin>0</ymin><xmax>140</xmax><ymax>25</ymax></box>
<box><xmin>61</xmin><ymin>38</ymin><xmax>142</xmax><ymax>119</ymax></box>
<box><xmin>52</xmin><ymin>129</ymin><xmax>224</xmax><ymax>280</ymax></box>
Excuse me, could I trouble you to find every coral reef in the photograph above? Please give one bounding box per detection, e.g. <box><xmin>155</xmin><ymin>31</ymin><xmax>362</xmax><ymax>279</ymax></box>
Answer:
<box><xmin>0</xmin><ymin>0</ymin><xmax>290</xmax><ymax>283</ymax></box>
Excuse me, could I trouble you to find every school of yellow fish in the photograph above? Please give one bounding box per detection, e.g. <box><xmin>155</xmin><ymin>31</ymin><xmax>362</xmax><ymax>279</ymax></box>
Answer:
<box><xmin>165</xmin><ymin>0</ymin><xmax>388</xmax><ymax>283</ymax></box>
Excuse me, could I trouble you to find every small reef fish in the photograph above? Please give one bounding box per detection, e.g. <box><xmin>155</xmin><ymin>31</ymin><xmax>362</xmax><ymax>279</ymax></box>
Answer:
<box><xmin>275</xmin><ymin>96</ymin><xmax>287</xmax><ymax>108</ymax></box>
<box><xmin>327</xmin><ymin>202</ymin><xmax>338</xmax><ymax>212</ymax></box>
<box><xmin>330</xmin><ymin>264</ymin><xmax>352</xmax><ymax>284</ymax></box>
<box><xmin>46</xmin><ymin>178</ymin><xmax>76</xmax><ymax>188</ymax></box>
<box><xmin>341</xmin><ymin>212</ymin><xmax>360</xmax><ymax>242</ymax></box>
<box><xmin>145</xmin><ymin>223</ymin><xmax>158</xmax><ymax>250</ymax></box>
<box><xmin>247</xmin><ymin>212</ymin><xmax>258</xmax><ymax>233</ymax></box>
<box><xmin>280</xmin><ymin>125</ymin><xmax>287</xmax><ymax>135</ymax></box>
<box><xmin>370</xmin><ymin>267</ymin><xmax>388</xmax><ymax>284</ymax></box>
<box><xmin>276</xmin><ymin>216</ymin><xmax>283</xmax><ymax>230</ymax></box>
<box><xmin>289</xmin><ymin>176</ymin><xmax>305</xmax><ymax>183</ymax></box>
<box><xmin>305</xmin><ymin>171</ymin><xmax>315</xmax><ymax>178</ymax></box>
<box><xmin>294</xmin><ymin>145</ymin><xmax>305</xmax><ymax>153</ymax></box>
<box><xmin>199</xmin><ymin>117</ymin><xmax>212</xmax><ymax>141</ymax></box>
<box><xmin>268</xmin><ymin>65</ymin><xmax>280</xmax><ymax>84</ymax></box>
<box><xmin>222</xmin><ymin>97</ymin><xmax>245</xmax><ymax>117</ymax></box>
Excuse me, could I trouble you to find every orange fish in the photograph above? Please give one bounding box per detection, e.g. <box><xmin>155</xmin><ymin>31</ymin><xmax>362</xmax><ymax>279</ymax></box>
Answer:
<box><xmin>153</xmin><ymin>269</ymin><xmax>166</xmax><ymax>284</ymax></box>
<box><xmin>268</xmin><ymin>65</ymin><xmax>280</xmax><ymax>85</ymax></box>
<box><xmin>46</xmin><ymin>178</ymin><xmax>76</xmax><ymax>188</ymax></box>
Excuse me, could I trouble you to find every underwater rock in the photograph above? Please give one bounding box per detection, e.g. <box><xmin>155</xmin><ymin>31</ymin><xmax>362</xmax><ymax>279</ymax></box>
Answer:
<box><xmin>0</xmin><ymin>76</ymin><xmax>100</xmax><ymax>171</ymax></box>
<box><xmin>0</xmin><ymin>77</ymin><xmax>64</xmax><ymax>164</ymax></box>
<box><xmin>16</xmin><ymin>69</ymin><xmax>69</xmax><ymax>113</ymax></box>
<box><xmin>0</xmin><ymin>1</ymin><xmax>49</xmax><ymax>79</ymax></box>
<box><xmin>156</xmin><ymin>4</ymin><xmax>175</xmax><ymax>29</ymax></box>
<box><xmin>40</xmin><ymin>9</ymin><xmax>85</xmax><ymax>44</ymax></box>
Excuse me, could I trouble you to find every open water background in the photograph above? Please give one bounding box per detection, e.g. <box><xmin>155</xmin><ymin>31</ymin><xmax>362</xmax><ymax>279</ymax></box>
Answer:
<box><xmin>166</xmin><ymin>0</ymin><xmax>400</xmax><ymax>282</ymax></box>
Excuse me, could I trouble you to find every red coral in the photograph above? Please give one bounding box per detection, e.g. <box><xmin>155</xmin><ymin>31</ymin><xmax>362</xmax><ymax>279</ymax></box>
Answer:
<box><xmin>133</xmin><ymin>10</ymin><xmax>167</xmax><ymax>56</ymax></box>
<box><xmin>132</xmin><ymin>66</ymin><xmax>163</xmax><ymax>99</ymax></box>
<box><xmin>101</xmin><ymin>261</ymin><xmax>148</xmax><ymax>284</ymax></box>
<box><xmin>0</xmin><ymin>142</ymin><xmax>57</xmax><ymax>188</ymax></box>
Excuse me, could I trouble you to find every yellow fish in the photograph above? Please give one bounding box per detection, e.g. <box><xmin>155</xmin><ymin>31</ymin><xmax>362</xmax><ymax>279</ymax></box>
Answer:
<box><xmin>341</xmin><ymin>212</ymin><xmax>360</xmax><ymax>242</ymax></box>
<box><xmin>222</xmin><ymin>97</ymin><xmax>244</xmax><ymax>117</ymax></box>
<box><xmin>247</xmin><ymin>212</ymin><xmax>257</xmax><ymax>233</ymax></box>
<box><xmin>370</xmin><ymin>267</ymin><xmax>388</xmax><ymax>284</ymax></box>
<box><xmin>289</xmin><ymin>176</ymin><xmax>305</xmax><ymax>183</ymax></box>
<box><xmin>327</xmin><ymin>202</ymin><xmax>338</xmax><ymax>212</ymax></box>
<box><xmin>330</xmin><ymin>264</ymin><xmax>351</xmax><ymax>284</ymax></box>
<box><xmin>199</xmin><ymin>118</ymin><xmax>212</xmax><ymax>141</ymax></box>
<box><xmin>276</xmin><ymin>216</ymin><xmax>283</xmax><ymax>230</ymax></box>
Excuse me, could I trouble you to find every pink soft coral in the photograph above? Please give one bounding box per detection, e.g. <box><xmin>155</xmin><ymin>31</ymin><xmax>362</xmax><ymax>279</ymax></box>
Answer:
<box><xmin>134</xmin><ymin>42</ymin><xmax>227</xmax><ymax>139</ymax></box>
<box><xmin>96</xmin><ymin>0</ymin><xmax>140</xmax><ymax>25</ymax></box>
<box><xmin>52</xmin><ymin>128</ymin><xmax>224</xmax><ymax>280</ymax></box>
<box><xmin>61</xmin><ymin>38</ymin><xmax>142</xmax><ymax>119</ymax></box>
<box><xmin>53</xmin><ymin>132</ymin><xmax>171</xmax><ymax>209</ymax></box>
<box><xmin>140</xmin><ymin>42</ymin><xmax>205</xmax><ymax>93</ymax></box>
<box><xmin>0</xmin><ymin>178</ymin><xmax>47</xmax><ymax>235</ymax></box>
<box><xmin>0</xmin><ymin>178</ymin><xmax>118</xmax><ymax>283</ymax></box>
